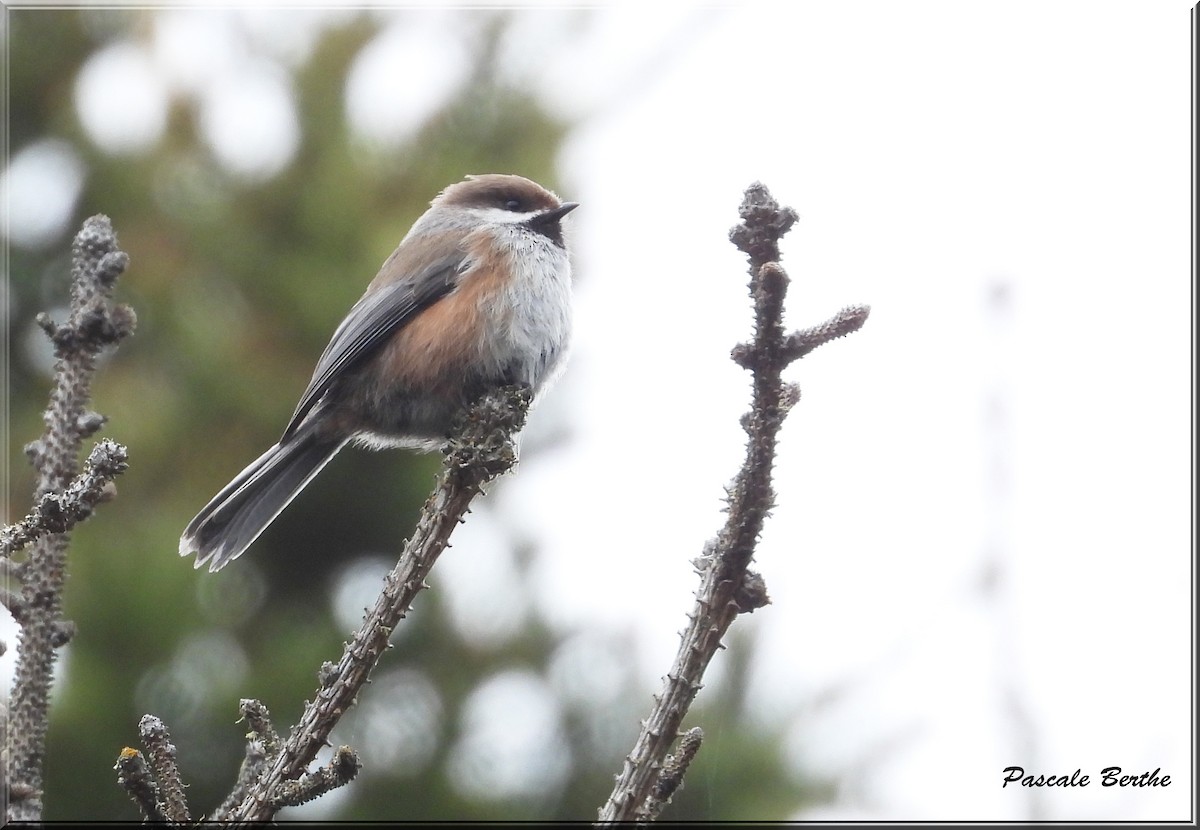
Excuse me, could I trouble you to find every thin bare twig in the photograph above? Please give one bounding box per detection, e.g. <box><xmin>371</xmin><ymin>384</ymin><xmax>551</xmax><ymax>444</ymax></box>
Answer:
<box><xmin>114</xmin><ymin>716</ymin><xmax>193</xmax><ymax>824</ymax></box>
<box><xmin>267</xmin><ymin>746</ymin><xmax>361</xmax><ymax>810</ymax></box>
<box><xmin>6</xmin><ymin>215</ymin><xmax>135</xmax><ymax>823</ymax></box>
<box><xmin>208</xmin><ymin>700</ymin><xmax>275</xmax><ymax>821</ymax></box>
<box><xmin>638</xmin><ymin>727</ymin><xmax>703</xmax><ymax>820</ymax></box>
<box><xmin>114</xmin><ymin>748</ymin><xmax>167</xmax><ymax>823</ymax></box>
<box><xmin>138</xmin><ymin>715</ymin><xmax>191</xmax><ymax>823</ymax></box>
<box><xmin>598</xmin><ymin>183</ymin><xmax>868</xmax><ymax>822</ymax></box>
<box><xmin>2</xmin><ymin>439</ymin><xmax>129</xmax><ymax>558</ymax></box>
<box><xmin>222</xmin><ymin>385</ymin><xmax>532</xmax><ymax>822</ymax></box>
<box><xmin>239</xmin><ymin>698</ymin><xmax>282</xmax><ymax>761</ymax></box>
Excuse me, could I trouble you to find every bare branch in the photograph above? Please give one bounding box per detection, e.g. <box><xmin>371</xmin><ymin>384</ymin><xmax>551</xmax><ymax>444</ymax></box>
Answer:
<box><xmin>267</xmin><ymin>746</ymin><xmax>361</xmax><ymax>811</ymax></box>
<box><xmin>138</xmin><ymin>715</ymin><xmax>191</xmax><ymax>823</ymax></box>
<box><xmin>222</xmin><ymin>385</ymin><xmax>532</xmax><ymax>822</ymax></box>
<box><xmin>598</xmin><ymin>182</ymin><xmax>868</xmax><ymax>822</ymax></box>
<box><xmin>638</xmin><ymin>727</ymin><xmax>703</xmax><ymax>820</ymax></box>
<box><xmin>7</xmin><ymin>215</ymin><xmax>134</xmax><ymax>824</ymax></box>
<box><xmin>212</xmin><ymin>740</ymin><xmax>268</xmax><ymax>822</ymax></box>
<box><xmin>1</xmin><ymin>586</ymin><xmax>27</xmax><ymax>625</ymax></box>
<box><xmin>782</xmin><ymin>304</ymin><xmax>871</xmax><ymax>363</ymax></box>
<box><xmin>114</xmin><ymin>748</ymin><xmax>167</xmax><ymax>823</ymax></box>
<box><xmin>207</xmin><ymin>701</ymin><xmax>277</xmax><ymax>822</ymax></box>
<box><xmin>239</xmin><ymin>698</ymin><xmax>282</xmax><ymax>762</ymax></box>
<box><xmin>2</xmin><ymin>439</ymin><xmax>129</xmax><ymax>558</ymax></box>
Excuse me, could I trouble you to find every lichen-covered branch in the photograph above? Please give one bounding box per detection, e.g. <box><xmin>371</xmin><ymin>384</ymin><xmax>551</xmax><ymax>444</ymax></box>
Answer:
<box><xmin>113</xmin><ymin>715</ymin><xmax>192</xmax><ymax>823</ymax></box>
<box><xmin>218</xmin><ymin>385</ymin><xmax>532</xmax><ymax>823</ymax></box>
<box><xmin>207</xmin><ymin>700</ymin><xmax>277</xmax><ymax>821</ymax></box>
<box><xmin>6</xmin><ymin>215</ymin><xmax>135</xmax><ymax>824</ymax></box>
<box><xmin>266</xmin><ymin>746</ymin><xmax>361</xmax><ymax>811</ymax></box>
<box><xmin>637</xmin><ymin>727</ymin><xmax>703</xmax><ymax>821</ymax></box>
<box><xmin>598</xmin><ymin>183</ymin><xmax>869</xmax><ymax>822</ymax></box>
<box><xmin>138</xmin><ymin>715</ymin><xmax>191</xmax><ymax>823</ymax></box>
<box><xmin>2</xmin><ymin>439</ymin><xmax>129</xmax><ymax>558</ymax></box>
<box><xmin>114</xmin><ymin>748</ymin><xmax>167</xmax><ymax>823</ymax></box>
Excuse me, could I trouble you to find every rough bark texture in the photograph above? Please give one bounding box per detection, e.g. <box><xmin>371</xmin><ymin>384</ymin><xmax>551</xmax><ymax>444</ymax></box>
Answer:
<box><xmin>5</xmin><ymin>216</ymin><xmax>134</xmax><ymax>823</ymax></box>
<box><xmin>218</xmin><ymin>385</ymin><xmax>532</xmax><ymax>823</ymax></box>
<box><xmin>598</xmin><ymin>183</ymin><xmax>868</xmax><ymax>822</ymax></box>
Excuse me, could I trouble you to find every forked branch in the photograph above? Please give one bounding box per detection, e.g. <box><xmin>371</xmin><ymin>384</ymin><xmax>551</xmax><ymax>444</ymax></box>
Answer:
<box><xmin>204</xmin><ymin>385</ymin><xmax>532</xmax><ymax>822</ymax></box>
<box><xmin>597</xmin><ymin>183</ymin><xmax>869</xmax><ymax>822</ymax></box>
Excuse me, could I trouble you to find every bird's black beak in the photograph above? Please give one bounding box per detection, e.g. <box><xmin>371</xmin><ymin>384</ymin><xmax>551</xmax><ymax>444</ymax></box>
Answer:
<box><xmin>525</xmin><ymin>202</ymin><xmax>579</xmax><ymax>246</ymax></box>
<box><xmin>528</xmin><ymin>201</ymin><xmax>579</xmax><ymax>227</ymax></box>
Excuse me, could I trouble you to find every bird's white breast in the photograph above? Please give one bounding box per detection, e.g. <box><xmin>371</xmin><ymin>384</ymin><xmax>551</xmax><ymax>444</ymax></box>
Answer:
<box><xmin>481</xmin><ymin>226</ymin><xmax>573</xmax><ymax>391</ymax></box>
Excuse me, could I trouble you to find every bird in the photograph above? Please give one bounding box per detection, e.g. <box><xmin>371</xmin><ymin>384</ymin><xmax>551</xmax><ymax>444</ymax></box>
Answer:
<box><xmin>180</xmin><ymin>174</ymin><xmax>577</xmax><ymax>572</ymax></box>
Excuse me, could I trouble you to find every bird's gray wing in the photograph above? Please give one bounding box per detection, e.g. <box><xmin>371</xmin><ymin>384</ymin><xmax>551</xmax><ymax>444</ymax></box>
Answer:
<box><xmin>280</xmin><ymin>252</ymin><xmax>466</xmax><ymax>441</ymax></box>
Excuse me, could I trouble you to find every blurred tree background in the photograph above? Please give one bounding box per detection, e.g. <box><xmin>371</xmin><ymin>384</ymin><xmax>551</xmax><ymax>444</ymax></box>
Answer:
<box><xmin>4</xmin><ymin>8</ymin><xmax>831</xmax><ymax>820</ymax></box>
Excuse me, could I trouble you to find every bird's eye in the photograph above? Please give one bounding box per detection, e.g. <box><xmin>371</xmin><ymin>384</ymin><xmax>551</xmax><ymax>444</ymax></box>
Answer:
<box><xmin>504</xmin><ymin>198</ymin><xmax>523</xmax><ymax>211</ymax></box>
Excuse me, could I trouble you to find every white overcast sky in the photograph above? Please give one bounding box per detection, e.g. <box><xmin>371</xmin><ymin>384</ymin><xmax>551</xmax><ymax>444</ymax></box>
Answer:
<box><xmin>2</xmin><ymin>1</ymin><xmax>1194</xmax><ymax>822</ymax></box>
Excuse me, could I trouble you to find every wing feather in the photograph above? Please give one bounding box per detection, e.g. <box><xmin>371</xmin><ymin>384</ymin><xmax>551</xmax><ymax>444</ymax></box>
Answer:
<box><xmin>280</xmin><ymin>252</ymin><xmax>465</xmax><ymax>440</ymax></box>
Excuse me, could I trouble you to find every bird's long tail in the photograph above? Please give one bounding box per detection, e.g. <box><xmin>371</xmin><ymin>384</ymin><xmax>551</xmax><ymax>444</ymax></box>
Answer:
<box><xmin>180</xmin><ymin>425</ymin><xmax>346</xmax><ymax>572</ymax></box>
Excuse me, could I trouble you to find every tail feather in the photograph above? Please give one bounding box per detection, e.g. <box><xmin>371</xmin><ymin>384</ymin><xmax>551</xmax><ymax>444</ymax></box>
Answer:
<box><xmin>180</xmin><ymin>429</ymin><xmax>346</xmax><ymax>572</ymax></box>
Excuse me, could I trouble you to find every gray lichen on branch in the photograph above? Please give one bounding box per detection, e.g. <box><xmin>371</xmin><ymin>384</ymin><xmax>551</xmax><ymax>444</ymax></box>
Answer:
<box><xmin>638</xmin><ymin>726</ymin><xmax>703</xmax><ymax>821</ymax></box>
<box><xmin>598</xmin><ymin>182</ymin><xmax>869</xmax><ymax>823</ymax></box>
<box><xmin>2</xmin><ymin>439</ymin><xmax>129</xmax><ymax>558</ymax></box>
<box><xmin>114</xmin><ymin>748</ymin><xmax>167</xmax><ymax>823</ymax></box>
<box><xmin>138</xmin><ymin>715</ymin><xmax>192</xmax><ymax>824</ymax></box>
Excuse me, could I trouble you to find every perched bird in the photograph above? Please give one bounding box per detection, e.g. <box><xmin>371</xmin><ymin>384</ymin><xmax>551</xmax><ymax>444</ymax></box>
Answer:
<box><xmin>180</xmin><ymin>174</ymin><xmax>577</xmax><ymax>572</ymax></box>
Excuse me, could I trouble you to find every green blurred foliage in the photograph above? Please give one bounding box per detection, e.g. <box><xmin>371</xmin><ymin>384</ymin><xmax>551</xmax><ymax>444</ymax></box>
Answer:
<box><xmin>5</xmin><ymin>8</ymin><xmax>829</xmax><ymax>821</ymax></box>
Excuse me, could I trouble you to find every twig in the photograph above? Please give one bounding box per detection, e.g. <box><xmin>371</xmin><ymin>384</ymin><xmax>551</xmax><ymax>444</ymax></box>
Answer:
<box><xmin>239</xmin><ymin>698</ymin><xmax>282</xmax><ymax>761</ymax></box>
<box><xmin>638</xmin><ymin>727</ymin><xmax>703</xmax><ymax>820</ymax></box>
<box><xmin>212</xmin><ymin>739</ymin><xmax>267</xmax><ymax>821</ymax></box>
<box><xmin>208</xmin><ymin>700</ymin><xmax>276</xmax><ymax>821</ymax></box>
<box><xmin>114</xmin><ymin>748</ymin><xmax>167</xmax><ymax>823</ymax></box>
<box><xmin>6</xmin><ymin>215</ymin><xmax>135</xmax><ymax>823</ymax></box>
<box><xmin>224</xmin><ymin>385</ymin><xmax>532</xmax><ymax>822</ymax></box>
<box><xmin>598</xmin><ymin>183</ymin><xmax>868</xmax><ymax>822</ymax></box>
<box><xmin>139</xmin><ymin>715</ymin><xmax>192</xmax><ymax>823</ymax></box>
<box><xmin>2</xmin><ymin>439</ymin><xmax>129</xmax><ymax>558</ymax></box>
<box><xmin>266</xmin><ymin>746</ymin><xmax>361</xmax><ymax>810</ymax></box>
